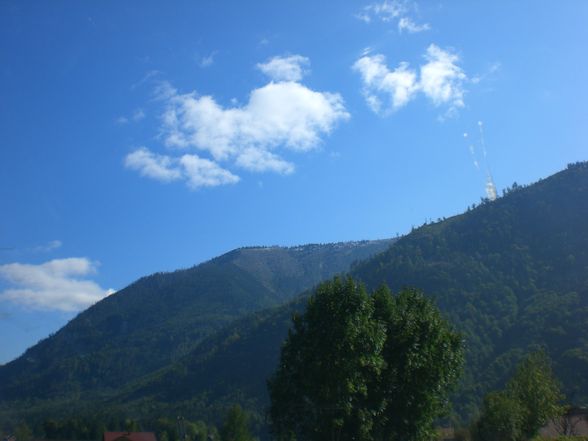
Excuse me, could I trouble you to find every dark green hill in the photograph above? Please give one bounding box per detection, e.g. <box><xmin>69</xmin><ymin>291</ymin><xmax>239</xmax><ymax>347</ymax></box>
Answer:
<box><xmin>352</xmin><ymin>161</ymin><xmax>588</xmax><ymax>415</ymax></box>
<box><xmin>112</xmin><ymin>162</ymin><xmax>588</xmax><ymax>424</ymax></box>
<box><xmin>0</xmin><ymin>240</ymin><xmax>393</xmax><ymax>405</ymax></box>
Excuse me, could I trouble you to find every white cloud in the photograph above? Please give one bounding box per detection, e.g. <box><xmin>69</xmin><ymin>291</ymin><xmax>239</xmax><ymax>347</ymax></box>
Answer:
<box><xmin>32</xmin><ymin>240</ymin><xmax>62</xmax><ymax>253</ymax></box>
<box><xmin>124</xmin><ymin>148</ymin><xmax>239</xmax><ymax>189</ymax></box>
<box><xmin>199</xmin><ymin>52</ymin><xmax>217</xmax><ymax>68</ymax></box>
<box><xmin>153</xmin><ymin>81</ymin><xmax>178</xmax><ymax>101</ymax></box>
<box><xmin>126</xmin><ymin>55</ymin><xmax>348</xmax><ymax>189</ymax></box>
<box><xmin>355</xmin><ymin>12</ymin><xmax>372</xmax><ymax>23</ymax></box>
<box><xmin>359</xmin><ymin>0</ymin><xmax>405</xmax><ymax>22</ymax></box>
<box><xmin>398</xmin><ymin>17</ymin><xmax>430</xmax><ymax>33</ymax></box>
<box><xmin>116</xmin><ymin>108</ymin><xmax>146</xmax><ymax>125</ymax></box>
<box><xmin>353</xmin><ymin>54</ymin><xmax>418</xmax><ymax>112</ymax></box>
<box><xmin>357</xmin><ymin>1</ymin><xmax>430</xmax><ymax>33</ymax></box>
<box><xmin>125</xmin><ymin>148</ymin><xmax>183</xmax><ymax>182</ymax></box>
<box><xmin>419</xmin><ymin>44</ymin><xmax>466</xmax><ymax>108</ymax></box>
<box><xmin>235</xmin><ymin>147</ymin><xmax>295</xmax><ymax>174</ymax></box>
<box><xmin>0</xmin><ymin>258</ymin><xmax>115</xmax><ymax>312</ymax></box>
<box><xmin>256</xmin><ymin>55</ymin><xmax>310</xmax><ymax>82</ymax></box>
<box><xmin>471</xmin><ymin>62</ymin><xmax>501</xmax><ymax>84</ymax></box>
<box><xmin>179</xmin><ymin>154</ymin><xmax>240</xmax><ymax>188</ymax></box>
<box><xmin>353</xmin><ymin>44</ymin><xmax>467</xmax><ymax>115</ymax></box>
<box><xmin>160</xmin><ymin>76</ymin><xmax>349</xmax><ymax>172</ymax></box>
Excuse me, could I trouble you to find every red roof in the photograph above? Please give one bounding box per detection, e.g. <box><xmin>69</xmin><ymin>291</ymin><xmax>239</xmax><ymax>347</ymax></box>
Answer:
<box><xmin>103</xmin><ymin>432</ymin><xmax>157</xmax><ymax>441</ymax></box>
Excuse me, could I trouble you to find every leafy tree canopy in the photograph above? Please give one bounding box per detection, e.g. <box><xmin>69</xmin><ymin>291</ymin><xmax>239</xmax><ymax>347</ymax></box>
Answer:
<box><xmin>220</xmin><ymin>405</ymin><xmax>255</xmax><ymax>441</ymax></box>
<box><xmin>473</xmin><ymin>351</ymin><xmax>564</xmax><ymax>441</ymax></box>
<box><xmin>268</xmin><ymin>277</ymin><xmax>463</xmax><ymax>441</ymax></box>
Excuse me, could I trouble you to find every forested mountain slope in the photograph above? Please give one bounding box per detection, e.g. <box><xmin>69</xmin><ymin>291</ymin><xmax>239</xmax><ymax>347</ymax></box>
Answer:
<box><xmin>353</xmin><ymin>161</ymin><xmax>588</xmax><ymax>415</ymax></box>
<box><xmin>114</xmin><ymin>162</ymin><xmax>588</xmax><ymax>423</ymax></box>
<box><xmin>0</xmin><ymin>240</ymin><xmax>392</xmax><ymax>405</ymax></box>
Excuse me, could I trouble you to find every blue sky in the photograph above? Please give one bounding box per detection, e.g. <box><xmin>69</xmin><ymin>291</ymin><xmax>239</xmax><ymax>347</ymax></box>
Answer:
<box><xmin>1</xmin><ymin>0</ymin><xmax>587</xmax><ymax>363</ymax></box>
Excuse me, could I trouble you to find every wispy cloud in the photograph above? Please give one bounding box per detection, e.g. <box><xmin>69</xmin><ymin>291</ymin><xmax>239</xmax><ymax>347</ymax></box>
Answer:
<box><xmin>398</xmin><ymin>17</ymin><xmax>430</xmax><ymax>33</ymax></box>
<box><xmin>132</xmin><ymin>108</ymin><xmax>145</xmax><ymax>121</ymax></box>
<box><xmin>116</xmin><ymin>108</ymin><xmax>146</xmax><ymax>125</ymax></box>
<box><xmin>130</xmin><ymin>70</ymin><xmax>161</xmax><ymax>91</ymax></box>
<box><xmin>199</xmin><ymin>51</ymin><xmax>217</xmax><ymax>68</ymax></box>
<box><xmin>124</xmin><ymin>148</ymin><xmax>239</xmax><ymax>189</ymax></box>
<box><xmin>0</xmin><ymin>258</ymin><xmax>115</xmax><ymax>312</ymax></box>
<box><xmin>126</xmin><ymin>55</ymin><xmax>349</xmax><ymax>188</ymax></box>
<box><xmin>471</xmin><ymin>62</ymin><xmax>501</xmax><ymax>84</ymax></box>
<box><xmin>125</xmin><ymin>148</ymin><xmax>183</xmax><ymax>182</ymax></box>
<box><xmin>357</xmin><ymin>0</ymin><xmax>405</xmax><ymax>22</ymax></box>
<box><xmin>32</xmin><ymin>240</ymin><xmax>62</xmax><ymax>253</ymax></box>
<box><xmin>256</xmin><ymin>55</ymin><xmax>310</xmax><ymax>82</ymax></box>
<box><xmin>357</xmin><ymin>0</ymin><xmax>430</xmax><ymax>33</ymax></box>
<box><xmin>1</xmin><ymin>240</ymin><xmax>63</xmax><ymax>255</ymax></box>
<box><xmin>353</xmin><ymin>44</ymin><xmax>467</xmax><ymax>116</ymax></box>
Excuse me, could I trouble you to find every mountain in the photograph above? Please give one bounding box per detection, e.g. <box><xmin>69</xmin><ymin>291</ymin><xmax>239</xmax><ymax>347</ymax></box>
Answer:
<box><xmin>3</xmin><ymin>162</ymin><xmax>588</xmax><ymax>432</ymax></box>
<box><xmin>0</xmin><ymin>240</ymin><xmax>393</xmax><ymax>408</ymax></box>
<box><xmin>108</xmin><ymin>161</ymin><xmax>588</xmax><ymax>425</ymax></box>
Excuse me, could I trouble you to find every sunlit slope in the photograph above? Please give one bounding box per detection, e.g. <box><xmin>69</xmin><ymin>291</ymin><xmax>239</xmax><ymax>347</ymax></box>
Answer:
<box><xmin>119</xmin><ymin>162</ymin><xmax>588</xmax><ymax>420</ymax></box>
<box><xmin>0</xmin><ymin>240</ymin><xmax>393</xmax><ymax>402</ymax></box>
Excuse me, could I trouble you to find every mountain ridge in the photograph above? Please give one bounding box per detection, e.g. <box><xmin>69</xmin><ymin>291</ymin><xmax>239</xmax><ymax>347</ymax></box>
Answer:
<box><xmin>101</xmin><ymin>161</ymin><xmax>588</xmax><ymax>424</ymax></box>
<box><xmin>2</xmin><ymin>162</ymin><xmax>588</xmax><ymax>430</ymax></box>
<box><xmin>0</xmin><ymin>239</ymin><xmax>394</xmax><ymax>406</ymax></box>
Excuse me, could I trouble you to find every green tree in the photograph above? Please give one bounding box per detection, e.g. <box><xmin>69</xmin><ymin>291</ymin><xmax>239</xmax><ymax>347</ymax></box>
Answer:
<box><xmin>269</xmin><ymin>278</ymin><xmax>386</xmax><ymax>441</ymax></box>
<box><xmin>473</xmin><ymin>391</ymin><xmax>524</xmax><ymax>441</ymax></box>
<box><xmin>371</xmin><ymin>287</ymin><xmax>464</xmax><ymax>441</ymax></box>
<box><xmin>185</xmin><ymin>420</ymin><xmax>208</xmax><ymax>441</ymax></box>
<box><xmin>220</xmin><ymin>405</ymin><xmax>254</xmax><ymax>441</ymax></box>
<box><xmin>507</xmin><ymin>351</ymin><xmax>564</xmax><ymax>439</ymax></box>
<box><xmin>268</xmin><ymin>277</ymin><xmax>463</xmax><ymax>441</ymax></box>
<box><xmin>473</xmin><ymin>351</ymin><xmax>564</xmax><ymax>441</ymax></box>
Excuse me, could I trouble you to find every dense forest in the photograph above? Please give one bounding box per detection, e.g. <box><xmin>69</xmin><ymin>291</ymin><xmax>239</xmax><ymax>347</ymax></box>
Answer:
<box><xmin>2</xmin><ymin>162</ymin><xmax>588</xmax><ymax>439</ymax></box>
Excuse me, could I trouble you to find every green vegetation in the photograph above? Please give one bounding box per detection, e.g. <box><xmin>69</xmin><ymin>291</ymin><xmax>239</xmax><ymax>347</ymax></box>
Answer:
<box><xmin>351</xmin><ymin>161</ymin><xmax>588</xmax><ymax>417</ymax></box>
<box><xmin>269</xmin><ymin>278</ymin><xmax>463</xmax><ymax>441</ymax></box>
<box><xmin>1</xmin><ymin>410</ymin><xmax>249</xmax><ymax>441</ymax></box>
<box><xmin>2</xmin><ymin>162</ymin><xmax>588</xmax><ymax>439</ymax></box>
<box><xmin>473</xmin><ymin>351</ymin><xmax>565</xmax><ymax>441</ymax></box>
<box><xmin>0</xmin><ymin>240</ymin><xmax>392</xmax><ymax>405</ymax></box>
<box><xmin>371</xmin><ymin>287</ymin><xmax>464</xmax><ymax>441</ymax></box>
<box><xmin>269</xmin><ymin>278</ymin><xmax>386</xmax><ymax>441</ymax></box>
<box><xmin>220</xmin><ymin>405</ymin><xmax>255</xmax><ymax>441</ymax></box>
<box><xmin>125</xmin><ymin>161</ymin><xmax>588</xmax><ymax>430</ymax></box>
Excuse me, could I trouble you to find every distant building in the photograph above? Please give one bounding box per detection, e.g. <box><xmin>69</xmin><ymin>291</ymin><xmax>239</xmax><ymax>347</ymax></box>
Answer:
<box><xmin>103</xmin><ymin>432</ymin><xmax>157</xmax><ymax>441</ymax></box>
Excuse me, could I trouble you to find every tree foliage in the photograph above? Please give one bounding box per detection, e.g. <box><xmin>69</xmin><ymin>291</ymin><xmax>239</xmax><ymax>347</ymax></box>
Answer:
<box><xmin>473</xmin><ymin>391</ymin><xmax>524</xmax><ymax>441</ymax></box>
<box><xmin>371</xmin><ymin>287</ymin><xmax>464</xmax><ymax>441</ymax></box>
<box><xmin>268</xmin><ymin>277</ymin><xmax>463</xmax><ymax>441</ymax></box>
<box><xmin>220</xmin><ymin>405</ymin><xmax>254</xmax><ymax>441</ymax></box>
<box><xmin>473</xmin><ymin>351</ymin><xmax>564</xmax><ymax>441</ymax></box>
<box><xmin>508</xmin><ymin>351</ymin><xmax>565</xmax><ymax>439</ymax></box>
<box><xmin>268</xmin><ymin>278</ymin><xmax>386</xmax><ymax>441</ymax></box>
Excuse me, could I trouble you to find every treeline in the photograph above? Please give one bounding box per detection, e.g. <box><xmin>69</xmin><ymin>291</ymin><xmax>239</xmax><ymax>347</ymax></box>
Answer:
<box><xmin>1</xmin><ymin>405</ymin><xmax>257</xmax><ymax>441</ymax></box>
